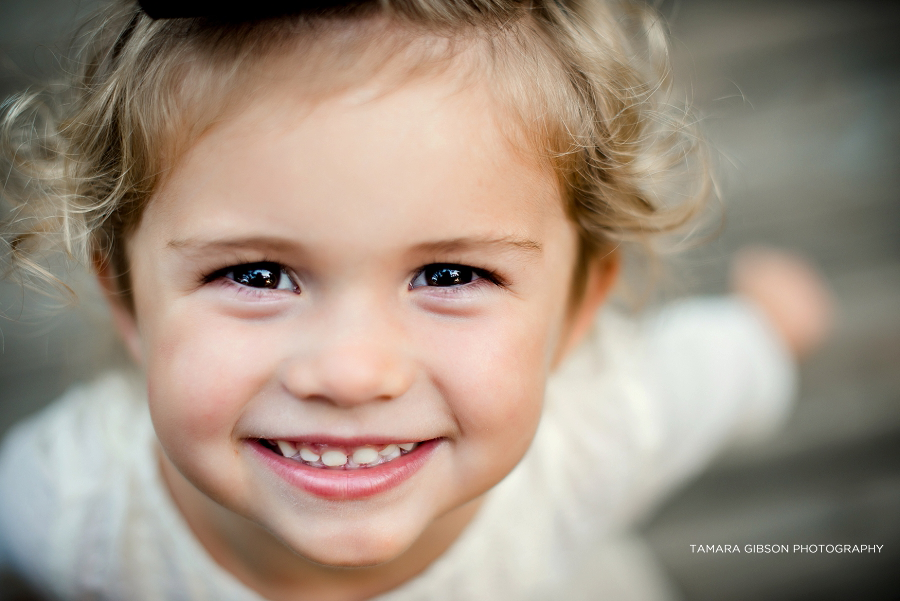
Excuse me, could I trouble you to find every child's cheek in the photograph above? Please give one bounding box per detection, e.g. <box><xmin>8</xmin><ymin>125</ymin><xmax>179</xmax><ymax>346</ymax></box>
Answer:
<box><xmin>426</xmin><ymin>309</ymin><xmax>553</xmax><ymax>462</ymax></box>
<box><xmin>144</xmin><ymin>307</ymin><xmax>276</xmax><ymax>468</ymax></box>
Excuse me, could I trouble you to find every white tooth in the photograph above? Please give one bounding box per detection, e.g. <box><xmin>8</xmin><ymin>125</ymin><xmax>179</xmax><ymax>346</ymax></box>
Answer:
<box><xmin>321</xmin><ymin>449</ymin><xmax>348</xmax><ymax>467</ymax></box>
<box><xmin>352</xmin><ymin>447</ymin><xmax>379</xmax><ymax>465</ymax></box>
<box><xmin>379</xmin><ymin>444</ymin><xmax>399</xmax><ymax>456</ymax></box>
<box><xmin>398</xmin><ymin>442</ymin><xmax>417</xmax><ymax>452</ymax></box>
<box><xmin>384</xmin><ymin>448</ymin><xmax>401</xmax><ymax>461</ymax></box>
<box><xmin>276</xmin><ymin>440</ymin><xmax>297</xmax><ymax>457</ymax></box>
<box><xmin>299</xmin><ymin>447</ymin><xmax>320</xmax><ymax>462</ymax></box>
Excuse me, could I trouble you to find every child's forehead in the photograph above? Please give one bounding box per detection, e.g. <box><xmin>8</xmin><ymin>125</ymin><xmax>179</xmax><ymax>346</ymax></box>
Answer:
<box><xmin>159</xmin><ymin>59</ymin><xmax>563</xmax><ymax>232</ymax></box>
<box><xmin>169</xmin><ymin>17</ymin><xmax>556</xmax><ymax>174</ymax></box>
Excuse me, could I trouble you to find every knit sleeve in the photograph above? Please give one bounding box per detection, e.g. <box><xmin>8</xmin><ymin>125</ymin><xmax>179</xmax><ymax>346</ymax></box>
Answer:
<box><xmin>0</xmin><ymin>373</ymin><xmax>145</xmax><ymax>596</ymax></box>
<box><xmin>538</xmin><ymin>296</ymin><xmax>797</xmax><ymax>529</ymax></box>
<box><xmin>635</xmin><ymin>297</ymin><xmax>797</xmax><ymax>500</ymax></box>
<box><xmin>0</xmin><ymin>398</ymin><xmax>65</xmax><ymax>592</ymax></box>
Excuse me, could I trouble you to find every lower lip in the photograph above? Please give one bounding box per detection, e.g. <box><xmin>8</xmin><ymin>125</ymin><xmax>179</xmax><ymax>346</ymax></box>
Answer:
<box><xmin>248</xmin><ymin>439</ymin><xmax>440</xmax><ymax>500</ymax></box>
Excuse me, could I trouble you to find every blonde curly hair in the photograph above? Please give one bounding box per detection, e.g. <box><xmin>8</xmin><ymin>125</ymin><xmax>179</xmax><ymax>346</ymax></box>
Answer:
<box><xmin>1</xmin><ymin>0</ymin><xmax>708</xmax><ymax>305</ymax></box>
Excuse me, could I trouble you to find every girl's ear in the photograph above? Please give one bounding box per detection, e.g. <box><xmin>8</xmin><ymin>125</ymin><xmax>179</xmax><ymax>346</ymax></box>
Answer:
<box><xmin>94</xmin><ymin>256</ymin><xmax>144</xmax><ymax>365</ymax></box>
<box><xmin>553</xmin><ymin>251</ymin><xmax>620</xmax><ymax>367</ymax></box>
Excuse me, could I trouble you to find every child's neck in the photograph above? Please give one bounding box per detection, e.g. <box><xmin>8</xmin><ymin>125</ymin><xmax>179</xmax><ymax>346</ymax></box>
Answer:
<box><xmin>158</xmin><ymin>448</ymin><xmax>484</xmax><ymax>601</ymax></box>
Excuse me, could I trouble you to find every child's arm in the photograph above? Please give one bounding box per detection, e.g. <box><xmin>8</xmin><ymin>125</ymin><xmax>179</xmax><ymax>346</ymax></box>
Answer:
<box><xmin>0</xmin><ymin>374</ymin><xmax>146</xmax><ymax>597</ymax></box>
<box><xmin>539</xmin><ymin>248</ymin><xmax>832</xmax><ymax>527</ymax></box>
<box><xmin>0</xmin><ymin>407</ymin><xmax>60</xmax><ymax>593</ymax></box>
<box><xmin>630</xmin><ymin>248</ymin><xmax>833</xmax><ymax>512</ymax></box>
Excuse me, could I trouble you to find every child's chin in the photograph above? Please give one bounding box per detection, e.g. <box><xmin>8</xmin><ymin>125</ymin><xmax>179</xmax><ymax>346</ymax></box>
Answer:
<box><xmin>269</xmin><ymin>515</ymin><xmax>422</xmax><ymax>568</ymax></box>
<box><xmin>304</xmin><ymin>551</ymin><xmax>399</xmax><ymax>569</ymax></box>
<box><xmin>288</xmin><ymin>535</ymin><xmax>413</xmax><ymax>569</ymax></box>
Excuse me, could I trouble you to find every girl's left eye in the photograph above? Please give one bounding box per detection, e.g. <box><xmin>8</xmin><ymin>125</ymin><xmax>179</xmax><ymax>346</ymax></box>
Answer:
<box><xmin>210</xmin><ymin>262</ymin><xmax>296</xmax><ymax>291</ymax></box>
<box><xmin>410</xmin><ymin>264</ymin><xmax>489</xmax><ymax>288</ymax></box>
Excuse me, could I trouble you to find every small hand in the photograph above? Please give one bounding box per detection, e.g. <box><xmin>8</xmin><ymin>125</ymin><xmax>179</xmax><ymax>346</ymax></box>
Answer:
<box><xmin>730</xmin><ymin>246</ymin><xmax>834</xmax><ymax>359</ymax></box>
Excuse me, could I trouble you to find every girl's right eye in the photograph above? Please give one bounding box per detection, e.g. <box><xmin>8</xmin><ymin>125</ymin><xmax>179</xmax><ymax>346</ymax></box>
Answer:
<box><xmin>409</xmin><ymin>263</ymin><xmax>497</xmax><ymax>289</ymax></box>
<box><xmin>208</xmin><ymin>262</ymin><xmax>297</xmax><ymax>292</ymax></box>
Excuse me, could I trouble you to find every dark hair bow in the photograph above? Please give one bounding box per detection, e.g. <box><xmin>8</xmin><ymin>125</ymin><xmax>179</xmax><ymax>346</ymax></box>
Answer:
<box><xmin>138</xmin><ymin>0</ymin><xmax>360</xmax><ymax>19</ymax></box>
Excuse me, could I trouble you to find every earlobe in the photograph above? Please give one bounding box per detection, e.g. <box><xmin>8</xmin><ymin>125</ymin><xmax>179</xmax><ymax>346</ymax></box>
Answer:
<box><xmin>553</xmin><ymin>251</ymin><xmax>621</xmax><ymax>367</ymax></box>
<box><xmin>94</xmin><ymin>256</ymin><xmax>144</xmax><ymax>365</ymax></box>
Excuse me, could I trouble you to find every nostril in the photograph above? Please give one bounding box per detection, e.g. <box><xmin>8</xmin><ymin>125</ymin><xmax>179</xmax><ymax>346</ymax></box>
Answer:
<box><xmin>298</xmin><ymin>393</ymin><xmax>333</xmax><ymax>404</ymax></box>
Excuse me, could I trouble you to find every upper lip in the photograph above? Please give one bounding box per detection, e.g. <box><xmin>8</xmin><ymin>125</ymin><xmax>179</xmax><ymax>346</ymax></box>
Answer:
<box><xmin>252</xmin><ymin>435</ymin><xmax>432</xmax><ymax>446</ymax></box>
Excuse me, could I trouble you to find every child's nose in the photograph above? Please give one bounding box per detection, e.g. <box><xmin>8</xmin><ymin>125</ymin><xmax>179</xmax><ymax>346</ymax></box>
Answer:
<box><xmin>278</xmin><ymin>314</ymin><xmax>416</xmax><ymax>407</ymax></box>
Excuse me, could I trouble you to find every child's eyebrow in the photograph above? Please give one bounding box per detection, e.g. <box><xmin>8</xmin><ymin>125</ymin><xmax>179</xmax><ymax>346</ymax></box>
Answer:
<box><xmin>166</xmin><ymin>235</ymin><xmax>544</xmax><ymax>256</ymax></box>
<box><xmin>167</xmin><ymin>236</ymin><xmax>296</xmax><ymax>253</ymax></box>
<box><xmin>410</xmin><ymin>236</ymin><xmax>543</xmax><ymax>256</ymax></box>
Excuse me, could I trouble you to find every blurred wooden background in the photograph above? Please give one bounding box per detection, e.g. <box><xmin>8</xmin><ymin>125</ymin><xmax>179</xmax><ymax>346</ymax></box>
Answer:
<box><xmin>1</xmin><ymin>0</ymin><xmax>899</xmax><ymax>599</ymax></box>
<box><xmin>645</xmin><ymin>1</ymin><xmax>900</xmax><ymax>599</ymax></box>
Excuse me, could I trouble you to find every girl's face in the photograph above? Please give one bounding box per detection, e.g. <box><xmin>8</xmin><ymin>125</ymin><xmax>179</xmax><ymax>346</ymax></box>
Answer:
<box><xmin>120</xmin><ymin>62</ymin><xmax>604</xmax><ymax>569</ymax></box>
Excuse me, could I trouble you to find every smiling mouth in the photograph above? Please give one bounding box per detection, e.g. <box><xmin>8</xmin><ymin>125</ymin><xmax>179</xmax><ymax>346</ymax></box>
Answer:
<box><xmin>258</xmin><ymin>439</ymin><xmax>420</xmax><ymax>469</ymax></box>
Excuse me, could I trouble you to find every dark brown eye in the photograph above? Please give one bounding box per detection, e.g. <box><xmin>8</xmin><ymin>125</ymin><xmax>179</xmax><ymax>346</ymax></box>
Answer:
<box><xmin>203</xmin><ymin>261</ymin><xmax>298</xmax><ymax>293</ymax></box>
<box><xmin>232</xmin><ymin>263</ymin><xmax>280</xmax><ymax>288</ymax></box>
<box><xmin>424</xmin><ymin>264</ymin><xmax>475</xmax><ymax>287</ymax></box>
<box><xmin>216</xmin><ymin>261</ymin><xmax>297</xmax><ymax>291</ymax></box>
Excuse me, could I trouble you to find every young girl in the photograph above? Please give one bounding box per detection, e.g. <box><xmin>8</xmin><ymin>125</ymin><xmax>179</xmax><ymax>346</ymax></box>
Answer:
<box><xmin>0</xmin><ymin>1</ymin><xmax>831</xmax><ymax>599</ymax></box>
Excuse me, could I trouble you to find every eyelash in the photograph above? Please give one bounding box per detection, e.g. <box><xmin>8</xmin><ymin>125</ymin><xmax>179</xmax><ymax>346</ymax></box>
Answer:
<box><xmin>201</xmin><ymin>261</ymin><xmax>504</xmax><ymax>297</ymax></box>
